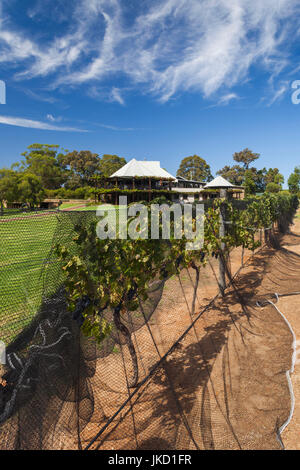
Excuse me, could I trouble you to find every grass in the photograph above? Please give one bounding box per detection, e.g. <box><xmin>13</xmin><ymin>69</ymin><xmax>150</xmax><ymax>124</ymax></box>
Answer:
<box><xmin>59</xmin><ymin>202</ymin><xmax>83</xmax><ymax>210</ymax></box>
<box><xmin>59</xmin><ymin>202</ymin><xmax>107</xmax><ymax>211</ymax></box>
<box><xmin>59</xmin><ymin>203</ymin><xmax>126</xmax><ymax>212</ymax></box>
<box><xmin>69</xmin><ymin>205</ymin><xmax>101</xmax><ymax>211</ymax></box>
<box><xmin>0</xmin><ymin>204</ymin><xmax>131</xmax><ymax>346</ymax></box>
<box><xmin>0</xmin><ymin>213</ymin><xmax>58</xmax><ymax>344</ymax></box>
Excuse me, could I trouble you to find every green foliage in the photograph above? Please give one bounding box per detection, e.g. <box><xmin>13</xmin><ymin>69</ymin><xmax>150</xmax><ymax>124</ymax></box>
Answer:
<box><xmin>18</xmin><ymin>173</ymin><xmax>45</xmax><ymax>207</ymax></box>
<box><xmin>0</xmin><ymin>168</ymin><xmax>46</xmax><ymax>209</ymax></box>
<box><xmin>62</xmin><ymin>150</ymin><xmax>101</xmax><ymax>188</ymax></box>
<box><xmin>266</xmin><ymin>182</ymin><xmax>280</xmax><ymax>193</ymax></box>
<box><xmin>233</xmin><ymin>148</ymin><xmax>260</xmax><ymax>170</ymax></box>
<box><xmin>46</xmin><ymin>186</ymin><xmax>93</xmax><ymax>200</ymax></box>
<box><xmin>177</xmin><ymin>155</ymin><xmax>212</xmax><ymax>182</ymax></box>
<box><xmin>288</xmin><ymin>167</ymin><xmax>300</xmax><ymax>194</ymax></box>
<box><xmin>20</xmin><ymin>144</ymin><xmax>66</xmax><ymax>190</ymax></box>
<box><xmin>216</xmin><ymin>165</ymin><xmax>244</xmax><ymax>186</ymax></box>
<box><xmin>217</xmin><ymin>149</ymin><xmax>284</xmax><ymax>194</ymax></box>
<box><xmin>244</xmin><ymin>170</ymin><xmax>256</xmax><ymax>196</ymax></box>
<box><xmin>55</xmin><ymin>192</ymin><xmax>298</xmax><ymax>346</ymax></box>
<box><xmin>0</xmin><ymin>169</ymin><xmax>19</xmax><ymax>208</ymax></box>
<box><xmin>100</xmin><ymin>154</ymin><xmax>127</xmax><ymax>177</ymax></box>
<box><xmin>265</xmin><ymin>168</ymin><xmax>284</xmax><ymax>186</ymax></box>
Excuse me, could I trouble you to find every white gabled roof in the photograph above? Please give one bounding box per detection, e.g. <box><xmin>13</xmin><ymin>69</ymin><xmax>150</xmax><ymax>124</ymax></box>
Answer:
<box><xmin>110</xmin><ymin>158</ymin><xmax>176</xmax><ymax>179</ymax></box>
<box><xmin>204</xmin><ymin>176</ymin><xmax>234</xmax><ymax>189</ymax></box>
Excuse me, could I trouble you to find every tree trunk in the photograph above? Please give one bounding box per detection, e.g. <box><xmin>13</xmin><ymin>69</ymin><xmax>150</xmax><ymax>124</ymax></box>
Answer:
<box><xmin>113</xmin><ymin>306</ymin><xmax>138</xmax><ymax>388</ymax></box>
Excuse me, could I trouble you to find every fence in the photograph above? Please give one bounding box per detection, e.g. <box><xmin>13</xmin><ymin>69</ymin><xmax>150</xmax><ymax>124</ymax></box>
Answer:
<box><xmin>0</xmin><ymin>206</ymin><xmax>299</xmax><ymax>450</ymax></box>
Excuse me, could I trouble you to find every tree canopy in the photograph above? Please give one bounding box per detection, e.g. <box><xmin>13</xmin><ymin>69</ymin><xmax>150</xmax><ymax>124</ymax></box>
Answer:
<box><xmin>233</xmin><ymin>148</ymin><xmax>260</xmax><ymax>170</ymax></box>
<box><xmin>100</xmin><ymin>154</ymin><xmax>127</xmax><ymax>177</ymax></box>
<box><xmin>177</xmin><ymin>155</ymin><xmax>212</xmax><ymax>182</ymax></box>
<box><xmin>61</xmin><ymin>150</ymin><xmax>101</xmax><ymax>187</ymax></box>
<box><xmin>217</xmin><ymin>147</ymin><xmax>285</xmax><ymax>194</ymax></box>
<box><xmin>0</xmin><ymin>169</ymin><xmax>19</xmax><ymax>212</ymax></box>
<box><xmin>288</xmin><ymin>166</ymin><xmax>300</xmax><ymax>193</ymax></box>
<box><xmin>216</xmin><ymin>165</ymin><xmax>245</xmax><ymax>186</ymax></box>
<box><xmin>20</xmin><ymin>144</ymin><xmax>66</xmax><ymax>190</ymax></box>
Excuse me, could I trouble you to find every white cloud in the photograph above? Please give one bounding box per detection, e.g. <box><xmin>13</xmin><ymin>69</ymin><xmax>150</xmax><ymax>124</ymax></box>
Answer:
<box><xmin>267</xmin><ymin>81</ymin><xmax>289</xmax><ymax>106</ymax></box>
<box><xmin>218</xmin><ymin>93</ymin><xmax>239</xmax><ymax>106</ymax></box>
<box><xmin>95</xmin><ymin>123</ymin><xmax>134</xmax><ymax>131</ymax></box>
<box><xmin>0</xmin><ymin>0</ymin><xmax>299</xmax><ymax>103</ymax></box>
<box><xmin>46</xmin><ymin>113</ymin><xmax>63</xmax><ymax>122</ymax></box>
<box><xmin>110</xmin><ymin>87</ymin><xmax>125</xmax><ymax>105</ymax></box>
<box><xmin>0</xmin><ymin>114</ymin><xmax>87</xmax><ymax>132</ymax></box>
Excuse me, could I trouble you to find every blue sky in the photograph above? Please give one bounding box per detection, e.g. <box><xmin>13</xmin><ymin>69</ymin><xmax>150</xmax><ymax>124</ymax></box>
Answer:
<box><xmin>0</xmin><ymin>0</ymin><xmax>300</xmax><ymax>186</ymax></box>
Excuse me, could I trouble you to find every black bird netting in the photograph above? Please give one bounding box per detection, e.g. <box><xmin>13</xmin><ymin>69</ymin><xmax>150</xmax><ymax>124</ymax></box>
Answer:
<box><xmin>0</xmin><ymin>207</ymin><xmax>300</xmax><ymax>450</ymax></box>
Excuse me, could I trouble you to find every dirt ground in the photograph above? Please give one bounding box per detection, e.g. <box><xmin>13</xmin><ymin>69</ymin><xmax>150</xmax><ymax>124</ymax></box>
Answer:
<box><xmin>2</xmin><ymin>215</ymin><xmax>299</xmax><ymax>450</ymax></box>
<box><xmin>77</xmin><ymin>217</ymin><xmax>300</xmax><ymax>451</ymax></box>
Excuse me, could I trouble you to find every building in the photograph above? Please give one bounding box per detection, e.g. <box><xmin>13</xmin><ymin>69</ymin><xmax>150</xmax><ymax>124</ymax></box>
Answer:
<box><xmin>202</xmin><ymin>176</ymin><xmax>245</xmax><ymax>200</ymax></box>
<box><xmin>104</xmin><ymin>159</ymin><xmax>176</xmax><ymax>203</ymax></box>
<box><xmin>171</xmin><ymin>176</ymin><xmax>206</xmax><ymax>203</ymax></box>
<box><xmin>110</xmin><ymin>158</ymin><xmax>175</xmax><ymax>186</ymax></box>
<box><xmin>106</xmin><ymin>161</ymin><xmax>245</xmax><ymax>203</ymax></box>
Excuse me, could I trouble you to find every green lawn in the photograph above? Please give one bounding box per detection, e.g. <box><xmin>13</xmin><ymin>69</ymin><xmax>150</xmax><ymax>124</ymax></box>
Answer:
<box><xmin>59</xmin><ymin>202</ymin><xmax>87</xmax><ymax>210</ymax></box>
<box><xmin>70</xmin><ymin>205</ymin><xmax>101</xmax><ymax>211</ymax></box>
<box><xmin>0</xmin><ymin>214</ymin><xmax>58</xmax><ymax>344</ymax></box>
<box><xmin>59</xmin><ymin>202</ymin><xmax>100</xmax><ymax>211</ymax></box>
<box><xmin>0</xmin><ymin>205</ymin><xmax>131</xmax><ymax>345</ymax></box>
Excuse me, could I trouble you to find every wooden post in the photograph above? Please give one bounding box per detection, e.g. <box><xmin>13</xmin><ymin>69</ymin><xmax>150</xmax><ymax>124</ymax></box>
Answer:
<box><xmin>219</xmin><ymin>188</ymin><xmax>227</xmax><ymax>296</ymax></box>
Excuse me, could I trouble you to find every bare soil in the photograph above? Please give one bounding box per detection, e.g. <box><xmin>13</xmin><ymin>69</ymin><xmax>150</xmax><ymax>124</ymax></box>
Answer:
<box><xmin>79</xmin><ymin>220</ymin><xmax>300</xmax><ymax>451</ymax></box>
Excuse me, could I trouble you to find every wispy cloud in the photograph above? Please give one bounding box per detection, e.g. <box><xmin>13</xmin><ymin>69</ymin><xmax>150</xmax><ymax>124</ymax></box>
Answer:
<box><xmin>0</xmin><ymin>114</ymin><xmax>87</xmax><ymax>132</ymax></box>
<box><xmin>0</xmin><ymin>0</ymin><xmax>299</xmax><ymax>104</ymax></box>
<box><xmin>94</xmin><ymin>122</ymin><xmax>134</xmax><ymax>131</ymax></box>
<box><xmin>87</xmin><ymin>85</ymin><xmax>126</xmax><ymax>105</ymax></box>
<box><xmin>218</xmin><ymin>93</ymin><xmax>239</xmax><ymax>106</ymax></box>
<box><xmin>110</xmin><ymin>87</ymin><xmax>125</xmax><ymax>105</ymax></box>
<box><xmin>22</xmin><ymin>89</ymin><xmax>57</xmax><ymax>104</ymax></box>
<box><xmin>46</xmin><ymin>113</ymin><xmax>63</xmax><ymax>122</ymax></box>
<box><xmin>264</xmin><ymin>78</ymin><xmax>290</xmax><ymax>106</ymax></box>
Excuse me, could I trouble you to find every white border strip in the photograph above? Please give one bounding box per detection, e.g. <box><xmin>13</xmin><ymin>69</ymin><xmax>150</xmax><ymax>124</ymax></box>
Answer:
<box><xmin>266</xmin><ymin>294</ymin><xmax>296</xmax><ymax>449</ymax></box>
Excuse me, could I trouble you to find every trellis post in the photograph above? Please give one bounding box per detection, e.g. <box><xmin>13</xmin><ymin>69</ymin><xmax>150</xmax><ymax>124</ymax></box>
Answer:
<box><xmin>219</xmin><ymin>188</ymin><xmax>227</xmax><ymax>296</ymax></box>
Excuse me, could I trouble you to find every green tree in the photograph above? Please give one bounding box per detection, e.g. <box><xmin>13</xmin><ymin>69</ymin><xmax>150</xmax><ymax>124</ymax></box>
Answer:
<box><xmin>62</xmin><ymin>150</ymin><xmax>101</xmax><ymax>187</ymax></box>
<box><xmin>288</xmin><ymin>166</ymin><xmax>300</xmax><ymax>193</ymax></box>
<box><xmin>244</xmin><ymin>170</ymin><xmax>256</xmax><ymax>196</ymax></box>
<box><xmin>266</xmin><ymin>182</ymin><xmax>281</xmax><ymax>193</ymax></box>
<box><xmin>265</xmin><ymin>168</ymin><xmax>284</xmax><ymax>186</ymax></box>
<box><xmin>177</xmin><ymin>155</ymin><xmax>212</xmax><ymax>181</ymax></box>
<box><xmin>250</xmin><ymin>167</ymin><xmax>268</xmax><ymax>193</ymax></box>
<box><xmin>18</xmin><ymin>173</ymin><xmax>45</xmax><ymax>208</ymax></box>
<box><xmin>100</xmin><ymin>154</ymin><xmax>126</xmax><ymax>177</ymax></box>
<box><xmin>0</xmin><ymin>169</ymin><xmax>19</xmax><ymax>213</ymax></box>
<box><xmin>20</xmin><ymin>144</ymin><xmax>66</xmax><ymax>190</ymax></box>
<box><xmin>216</xmin><ymin>165</ymin><xmax>245</xmax><ymax>185</ymax></box>
<box><xmin>233</xmin><ymin>148</ymin><xmax>260</xmax><ymax>170</ymax></box>
<box><xmin>217</xmin><ymin>165</ymin><xmax>267</xmax><ymax>192</ymax></box>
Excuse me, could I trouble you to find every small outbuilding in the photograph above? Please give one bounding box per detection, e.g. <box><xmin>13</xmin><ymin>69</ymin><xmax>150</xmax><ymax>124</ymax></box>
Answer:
<box><xmin>202</xmin><ymin>176</ymin><xmax>245</xmax><ymax>200</ymax></box>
